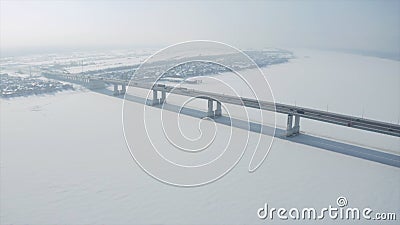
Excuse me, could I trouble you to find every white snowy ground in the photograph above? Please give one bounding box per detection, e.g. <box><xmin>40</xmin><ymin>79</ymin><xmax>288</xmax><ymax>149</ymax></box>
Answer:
<box><xmin>0</xmin><ymin>49</ymin><xmax>399</xmax><ymax>224</ymax></box>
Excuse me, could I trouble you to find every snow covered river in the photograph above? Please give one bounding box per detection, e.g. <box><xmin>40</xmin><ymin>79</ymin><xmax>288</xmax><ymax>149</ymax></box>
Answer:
<box><xmin>1</xmin><ymin>49</ymin><xmax>399</xmax><ymax>224</ymax></box>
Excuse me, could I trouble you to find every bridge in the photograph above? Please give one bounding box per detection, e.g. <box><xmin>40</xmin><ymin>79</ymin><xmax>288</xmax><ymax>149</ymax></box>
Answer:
<box><xmin>43</xmin><ymin>73</ymin><xmax>400</xmax><ymax>138</ymax></box>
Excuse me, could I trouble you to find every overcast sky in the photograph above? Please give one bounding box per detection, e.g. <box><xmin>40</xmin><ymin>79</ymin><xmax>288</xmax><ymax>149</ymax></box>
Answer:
<box><xmin>1</xmin><ymin>0</ymin><xmax>399</xmax><ymax>55</ymax></box>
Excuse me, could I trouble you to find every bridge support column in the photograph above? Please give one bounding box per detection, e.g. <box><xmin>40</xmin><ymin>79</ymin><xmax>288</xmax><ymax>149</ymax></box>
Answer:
<box><xmin>147</xmin><ymin>90</ymin><xmax>167</xmax><ymax>106</ymax></box>
<box><xmin>286</xmin><ymin>114</ymin><xmax>300</xmax><ymax>137</ymax></box>
<box><xmin>121</xmin><ymin>84</ymin><xmax>126</xmax><ymax>95</ymax></box>
<box><xmin>293</xmin><ymin>115</ymin><xmax>300</xmax><ymax>135</ymax></box>
<box><xmin>113</xmin><ymin>84</ymin><xmax>119</xmax><ymax>96</ymax></box>
<box><xmin>151</xmin><ymin>90</ymin><xmax>159</xmax><ymax>105</ymax></box>
<box><xmin>207</xmin><ymin>99</ymin><xmax>214</xmax><ymax>117</ymax></box>
<box><xmin>160</xmin><ymin>91</ymin><xmax>166</xmax><ymax>104</ymax></box>
<box><xmin>206</xmin><ymin>99</ymin><xmax>222</xmax><ymax>118</ymax></box>
<box><xmin>215</xmin><ymin>101</ymin><xmax>222</xmax><ymax>117</ymax></box>
<box><xmin>286</xmin><ymin>114</ymin><xmax>294</xmax><ymax>136</ymax></box>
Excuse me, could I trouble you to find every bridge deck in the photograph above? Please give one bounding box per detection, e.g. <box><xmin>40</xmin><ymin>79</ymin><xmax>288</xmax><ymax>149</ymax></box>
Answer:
<box><xmin>100</xmin><ymin>78</ymin><xmax>400</xmax><ymax>137</ymax></box>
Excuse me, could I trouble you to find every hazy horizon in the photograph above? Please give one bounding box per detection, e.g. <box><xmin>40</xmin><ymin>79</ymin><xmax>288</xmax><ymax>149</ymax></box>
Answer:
<box><xmin>1</xmin><ymin>0</ymin><xmax>399</xmax><ymax>58</ymax></box>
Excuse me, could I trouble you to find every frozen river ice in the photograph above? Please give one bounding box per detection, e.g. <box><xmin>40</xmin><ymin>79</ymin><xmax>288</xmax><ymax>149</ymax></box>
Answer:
<box><xmin>1</xmin><ymin>49</ymin><xmax>399</xmax><ymax>224</ymax></box>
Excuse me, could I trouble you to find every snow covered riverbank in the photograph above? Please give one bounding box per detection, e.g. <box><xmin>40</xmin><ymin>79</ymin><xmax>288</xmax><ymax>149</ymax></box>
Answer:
<box><xmin>1</xmin><ymin>49</ymin><xmax>399</xmax><ymax>224</ymax></box>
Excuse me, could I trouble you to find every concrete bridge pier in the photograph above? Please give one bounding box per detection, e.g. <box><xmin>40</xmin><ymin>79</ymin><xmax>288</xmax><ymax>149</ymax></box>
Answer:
<box><xmin>113</xmin><ymin>84</ymin><xmax>119</xmax><ymax>96</ymax></box>
<box><xmin>215</xmin><ymin>101</ymin><xmax>222</xmax><ymax>117</ymax></box>
<box><xmin>151</xmin><ymin>90</ymin><xmax>159</xmax><ymax>105</ymax></box>
<box><xmin>207</xmin><ymin>99</ymin><xmax>222</xmax><ymax>118</ymax></box>
<box><xmin>160</xmin><ymin>91</ymin><xmax>166</xmax><ymax>104</ymax></box>
<box><xmin>148</xmin><ymin>90</ymin><xmax>167</xmax><ymax>105</ymax></box>
<box><xmin>121</xmin><ymin>84</ymin><xmax>126</xmax><ymax>95</ymax></box>
<box><xmin>286</xmin><ymin>114</ymin><xmax>300</xmax><ymax>137</ymax></box>
<box><xmin>207</xmin><ymin>99</ymin><xmax>214</xmax><ymax>117</ymax></box>
<box><xmin>293</xmin><ymin>115</ymin><xmax>300</xmax><ymax>134</ymax></box>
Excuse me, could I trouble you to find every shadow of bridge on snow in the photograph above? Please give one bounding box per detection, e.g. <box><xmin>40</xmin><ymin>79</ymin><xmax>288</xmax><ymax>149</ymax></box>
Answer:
<box><xmin>93</xmin><ymin>88</ymin><xmax>400</xmax><ymax>168</ymax></box>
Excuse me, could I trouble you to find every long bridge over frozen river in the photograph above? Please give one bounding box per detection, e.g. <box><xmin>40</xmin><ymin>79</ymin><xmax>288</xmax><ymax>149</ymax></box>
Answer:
<box><xmin>102</xmin><ymin>77</ymin><xmax>400</xmax><ymax>137</ymax></box>
<box><xmin>47</xmin><ymin>74</ymin><xmax>400</xmax><ymax>138</ymax></box>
